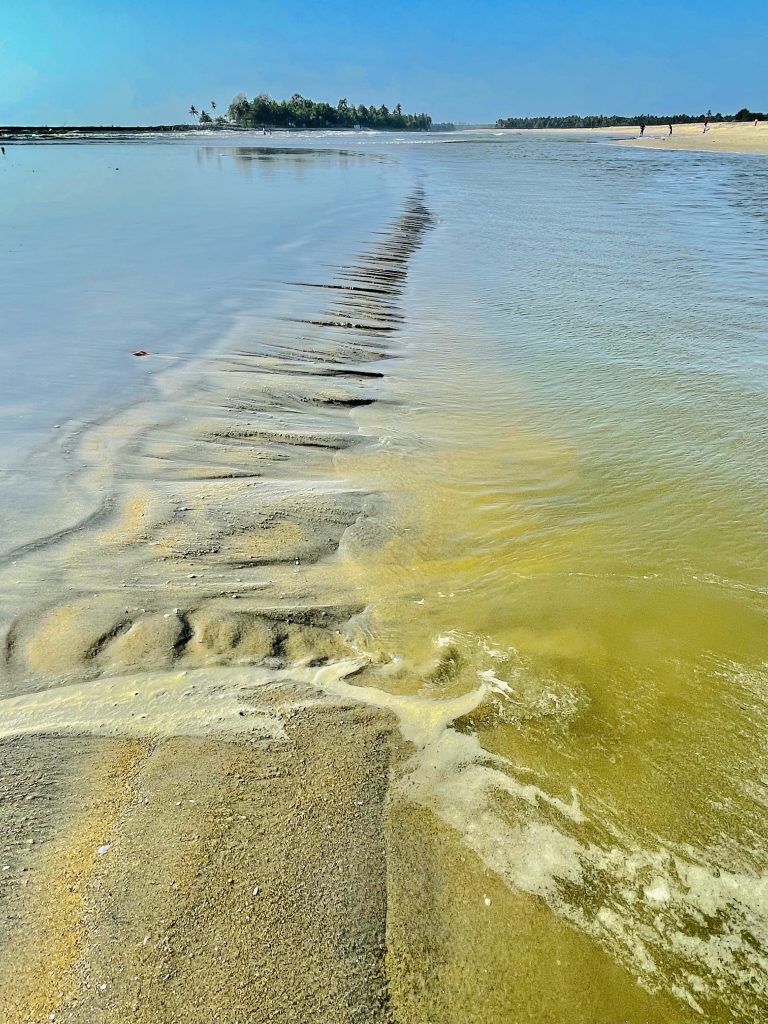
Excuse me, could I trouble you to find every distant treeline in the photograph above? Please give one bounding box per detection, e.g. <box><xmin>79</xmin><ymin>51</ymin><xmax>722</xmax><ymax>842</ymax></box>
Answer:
<box><xmin>228</xmin><ymin>93</ymin><xmax>432</xmax><ymax>131</ymax></box>
<box><xmin>495</xmin><ymin>108</ymin><xmax>765</xmax><ymax>129</ymax></box>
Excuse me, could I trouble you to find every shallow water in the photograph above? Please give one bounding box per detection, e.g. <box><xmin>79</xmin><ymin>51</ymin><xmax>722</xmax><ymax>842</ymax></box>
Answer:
<box><xmin>0</xmin><ymin>138</ymin><xmax>402</xmax><ymax>541</ymax></box>
<box><xmin>2</xmin><ymin>130</ymin><xmax>768</xmax><ymax>1020</ymax></box>
<box><xmin>340</xmin><ymin>135</ymin><xmax>768</xmax><ymax>1018</ymax></box>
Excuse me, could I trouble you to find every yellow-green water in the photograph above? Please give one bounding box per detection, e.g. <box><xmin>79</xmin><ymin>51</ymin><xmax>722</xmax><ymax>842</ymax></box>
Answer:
<box><xmin>333</xmin><ymin>135</ymin><xmax>768</xmax><ymax>1018</ymax></box>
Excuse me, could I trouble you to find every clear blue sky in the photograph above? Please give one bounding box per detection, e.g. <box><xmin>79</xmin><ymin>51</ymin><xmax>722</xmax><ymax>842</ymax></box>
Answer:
<box><xmin>1</xmin><ymin>0</ymin><xmax>766</xmax><ymax>124</ymax></box>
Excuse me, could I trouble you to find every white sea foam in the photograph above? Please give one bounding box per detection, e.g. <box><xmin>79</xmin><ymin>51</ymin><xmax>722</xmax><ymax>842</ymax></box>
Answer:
<box><xmin>5</xmin><ymin>645</ymin><xmax>767</xmax><ymax>1019</ymax></box>
<box><xmin>325</xmin><ymin>647</ymin><xmax>768</xmax><ymax>1020</ymax></box>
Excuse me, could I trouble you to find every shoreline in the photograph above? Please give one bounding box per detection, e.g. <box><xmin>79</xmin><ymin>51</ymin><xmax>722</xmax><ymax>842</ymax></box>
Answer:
<box><xmin>7</xmin><ymin>122</ymin><xmax>767</xmax><ymax>156</ymax></box>
<box><xmin>0</xmin><ymin>194</ymin><xmax>439</xmax><ymax>1021</ymax></box>
<box><xmin>0</xmin><ymin>124</ymin><xmax>243</xmax><ymax>141</ymax></box>
<box><xmin>492</xmin><ymin>121</ymin><xmax>768</xmax><ymax>155</ymax></box>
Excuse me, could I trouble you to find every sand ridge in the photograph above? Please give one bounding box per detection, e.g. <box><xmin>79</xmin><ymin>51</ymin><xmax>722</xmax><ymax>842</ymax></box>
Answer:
<box><xmin>0</xmin><ymin>193</ymin><xmax>436</xmax><ymax>1022</ymax></box>
<box><xmin>0</xmin><ymin>192</ymin><xmax>433</xmax><ymax>698</ymax></box>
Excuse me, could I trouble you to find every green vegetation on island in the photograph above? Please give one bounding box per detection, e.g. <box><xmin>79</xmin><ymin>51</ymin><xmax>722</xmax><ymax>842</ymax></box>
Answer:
<box><xmin>188</xmin><ymin>102</ymin><xmax>228</xmax><ymax>126</ymax></box>
<box><xmin>495</xmin><ymin>108</ymin><xmax>765</xmax><ymax>129</ymax></box>
<box><xmin>227</xmin><ymin>92</ymin><xmax>433</xmax><ymax>131</ymax></box>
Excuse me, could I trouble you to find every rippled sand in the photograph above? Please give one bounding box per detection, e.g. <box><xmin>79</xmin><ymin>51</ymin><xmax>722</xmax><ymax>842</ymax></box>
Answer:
<box><xmin>0</xmin><ymin>195</ymin><xmax>431</xmax><ymax>1023</ymax></box>
<box><xmin>0</xmin><ymin>188</ymin><xmax>698</xmax><ymax>1024</ymax></box>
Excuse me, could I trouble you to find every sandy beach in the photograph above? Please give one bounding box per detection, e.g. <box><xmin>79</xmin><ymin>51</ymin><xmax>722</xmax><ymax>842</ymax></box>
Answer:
<box><xmin>592</xmin><ymin>120</ymin><xmax>768</xmax><ymax>154</ymax></box>
<box><xmin>493</xmin><ymin>121</ymin><xmax>768</xmax><ymax>154</ymax></box>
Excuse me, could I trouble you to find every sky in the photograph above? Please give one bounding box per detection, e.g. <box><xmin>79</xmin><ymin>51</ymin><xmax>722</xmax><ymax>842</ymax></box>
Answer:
<box><xmin>1</xmin><ymin>0</ymin><xmax>766</xmax><ymax>125</ymax></box>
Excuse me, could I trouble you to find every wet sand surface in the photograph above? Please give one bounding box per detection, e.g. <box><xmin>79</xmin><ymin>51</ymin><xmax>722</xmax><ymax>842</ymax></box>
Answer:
<box><xmin>0</xmin><ymin>182</ymin><xmax>693</xmax><ymax>1023</ymax></box>
<box><xmin>0</xmin><ymin>707</ymin><xmax>400</xmax><ymax>1024</ymax></box>
<box><xmin>0</xmin><ymin>196</ymin><xmax>430</xmax><ymax>1023</ymax></box>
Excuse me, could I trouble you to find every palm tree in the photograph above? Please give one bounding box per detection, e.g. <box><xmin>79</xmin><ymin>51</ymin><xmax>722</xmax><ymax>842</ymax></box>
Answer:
<box><xmin>211</xmin><ymin>100</ymin><xmax>217</xmax><ymax>111</ymax></box>
<box><xmin>189</xmin><ymin>104</ymin><xmax>198</xmax><ymax>122</ymax></box>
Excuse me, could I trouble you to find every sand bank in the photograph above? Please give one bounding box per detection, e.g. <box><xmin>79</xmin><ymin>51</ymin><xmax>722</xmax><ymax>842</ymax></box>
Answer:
<box><xmin>0</xmin><ymin>701</ymin><xmax>403</xmax><ymax>1023</ymax></box>
<box><xmin>0</xmin><ymin>196</ymin><xmax>432</xmax><ymax>1023</ymax></box>
<box><xmin>593</xmin><ymin>121</ymin><xmax>768</xmax><ymax>155</ymax></box>
<box><xmin>493</xmin><ymin>121</ymin><xmax>768</xmax><ymax>155</ymax></box>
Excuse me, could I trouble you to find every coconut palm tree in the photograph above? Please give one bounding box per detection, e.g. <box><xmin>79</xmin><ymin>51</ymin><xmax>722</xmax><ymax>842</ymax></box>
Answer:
<box><xmin>189</xmin><ymin>105</ymin><xmax>199</xmax><ymax>122</ymax></box>
<box><xmin>211</xmin><ymin>100</ymin><xmax>217</xmax><ymax>111</ymax></box>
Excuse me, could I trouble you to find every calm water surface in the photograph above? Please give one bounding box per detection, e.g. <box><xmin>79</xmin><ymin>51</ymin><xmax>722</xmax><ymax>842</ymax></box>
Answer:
<box><xmin>3</xmin><ymin>131</ymin><xmax>768</xmax><ymax>1020</ymax></box>
<box><xmin>0</xmin><ymin>138</ymin><xmax>402</xmax><ymax>539</ymax></box>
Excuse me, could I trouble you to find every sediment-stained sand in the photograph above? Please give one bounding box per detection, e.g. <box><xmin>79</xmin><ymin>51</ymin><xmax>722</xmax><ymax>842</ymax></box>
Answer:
<box><xmin>0</xmin><ymin>185</ymin><xmax>690</xmax><ymax>1024</ymax></box>
<box><xmin>0</xmin><ymin>195</ymin><xmax>433</xmax><ymax>1022</ymax></box>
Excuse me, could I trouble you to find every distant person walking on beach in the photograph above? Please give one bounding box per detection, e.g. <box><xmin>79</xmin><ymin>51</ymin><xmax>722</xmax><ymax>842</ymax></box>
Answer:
<box><xmin>703</xmin><ymin>118</ymin><xmax>709</xmax><ymax>133</ymax></box>
<box><xmin>639</xmin><ymin>122</ymin><xmax>646</xmax><ymax>137</ymax></box>
<box><xmin>668</xmin><ymin>122</ymin><xmax>673</xmax><ymax>136</ymax></box>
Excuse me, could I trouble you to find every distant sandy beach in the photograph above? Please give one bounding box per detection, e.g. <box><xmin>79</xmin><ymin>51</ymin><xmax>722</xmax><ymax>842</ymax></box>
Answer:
<box><xmin>612</xmin><ymin>120</ymin><xmax>768</xmax><ymax>154</ymax></box>
<box><xmin>493</xmin><ymin>121</ymin><xmax>768</xmax><ymax>155</ymax></box>
<box><xmin>562</xmin><ymin>121</ymin><xmax>768</xmax><ymax>155</ymax></box>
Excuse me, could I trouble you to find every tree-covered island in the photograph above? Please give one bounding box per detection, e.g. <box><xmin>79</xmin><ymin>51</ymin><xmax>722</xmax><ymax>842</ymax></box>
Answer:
<box><xmin>227</xmin><ymin>92</ymin><xmax>433</xmax><ymax>131</ymax></box>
